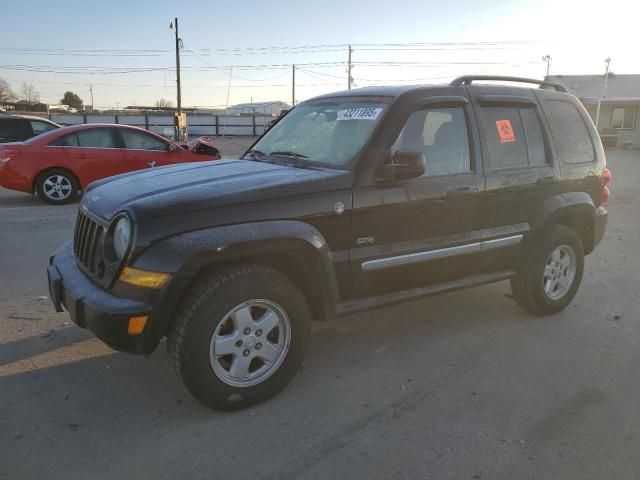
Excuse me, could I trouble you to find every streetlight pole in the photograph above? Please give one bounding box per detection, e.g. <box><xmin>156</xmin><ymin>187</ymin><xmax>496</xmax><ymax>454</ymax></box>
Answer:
<box><xmin>292</xmin><ymin>64</ymin><xmax>296</xmax><ymax>107</ymax></box>
<box><xmin>595</xmin><ymin>57</ymin><xmax>611</xmax><ymax>130</ymax></box>
<box><xmin>348</xmin><ymin>45</ymin><xmax>353</xmax><ymax>90</ymax></box>
<box><xmin>170</xmin><ymin>18</ymin><xmax>183</xmax><ymax>141</ymax></box>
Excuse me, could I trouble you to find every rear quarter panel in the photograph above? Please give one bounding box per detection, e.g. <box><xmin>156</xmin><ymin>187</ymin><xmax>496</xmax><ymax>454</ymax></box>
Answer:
<box><xmin>1</xmin><ymin>145</ymin><xmax>71</xmax><ymax>192</ymax></box>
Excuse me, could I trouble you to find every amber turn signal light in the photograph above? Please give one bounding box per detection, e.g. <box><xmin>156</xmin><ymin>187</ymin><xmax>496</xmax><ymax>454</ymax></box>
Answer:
<box><xmin>119</xmin><ymin>267</ymin><xmax>169</xmax><ymax>288</ymax></box>
<box><xmin>128</xmin><ymin>315</ymin><xmax>149</xmax><ymax>335</ymax></box>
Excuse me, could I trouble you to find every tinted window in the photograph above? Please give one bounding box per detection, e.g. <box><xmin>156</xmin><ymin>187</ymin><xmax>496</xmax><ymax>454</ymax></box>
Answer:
<box><xmin>0</xmin><ymin>119</ymin><xmax>31</xmax><ymax>139</ymax></box>
<box><xmin>30</xmin><ymin>120</ymin><xmax>57</xmax><ymax>135</ymax></box>
<box><xmin>53</xmin><ymin>133</ymin><xmax>80</xmax><ymax>147</ymax></box>
<box><xmin>481</xmin><ymin>107</ymin><xmax>528</xmax><ymax>169</ymax></box>
<box><xmin>520</xmin><ymin>108</ymin><xmax>547</xmax><ymax>166</ymax></box>
<box><xmin>52</xmin><ymin>129</ymin><xmax>116</xmax><ymax>148</ymax></box>
<box><xmin>120</xmin><ymin>129</ymin><xmax>169</xmax><ymax>151</ymax></box>
<box><xmin>545</xmin><ymin>100</ymin><xmax>595</xmax><ymax>164</ymax></box>
<box><xmin>392</xmin><ymin>107</ymin><xmax>470</xmax><ymax>176</ymax></box>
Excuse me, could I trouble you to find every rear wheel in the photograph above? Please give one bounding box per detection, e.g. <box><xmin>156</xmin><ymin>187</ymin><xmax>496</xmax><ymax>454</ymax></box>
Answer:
<box><xmin>511</xmin><ymin>225</ymin><xmax>584</xmax><ymax>315</ymax></box>
<box><xmin>168</xmin><ymin>264</ymin><xmax>311</xmax><ymax>410</ymax></box>
<box><xmin>36</xmin><ymin>169</ymin><xmax>79</xmax><ymax>205</ymax></box>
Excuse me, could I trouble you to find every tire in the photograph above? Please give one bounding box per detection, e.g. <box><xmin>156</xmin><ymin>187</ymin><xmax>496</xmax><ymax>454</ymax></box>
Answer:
<box><xmin>36</xmin><ymin>168</ymin><xmax>79</xmax><ymax>205</ymax></box>
<box><xmin>167</xmin><ymin>264</ymin><xmax>311</xmax><ymax>411</ymax></box>
<box><xmin>511</xmin><ymin>225</ymin><xmax>584</xmax><ymax>315</ymax></box>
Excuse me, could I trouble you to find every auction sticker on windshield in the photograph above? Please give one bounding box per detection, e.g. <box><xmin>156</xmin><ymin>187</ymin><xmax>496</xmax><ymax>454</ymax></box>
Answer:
<box><xmin>337</xmin><ymin>108</ymin><xmax>383</xmax><ymax>121</ymax></box>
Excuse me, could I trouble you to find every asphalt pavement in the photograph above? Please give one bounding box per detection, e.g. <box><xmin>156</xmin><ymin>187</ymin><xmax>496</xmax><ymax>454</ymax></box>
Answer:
<box><xmin>1</xmin><ymin>147</ymin><xmax>639</xmax><ymax>480</ymax></box>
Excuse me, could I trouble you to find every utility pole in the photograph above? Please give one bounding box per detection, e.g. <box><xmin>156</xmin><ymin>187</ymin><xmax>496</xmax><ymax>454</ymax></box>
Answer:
<box><xmin>595</xmin><ymin>57</ymin><xmax>611</xmax><ymax>130</ymax></box>
<box><xmin>170</xmin><ymin>17</ymin><xmax>183</xmax><ymax>141</ymax></box>
<box><xmin>542</xmin><ymin>55</ymin><xmax>551</xmax><ymax>79</ymax></box>
<box><xmin>348</xmin><ymin>45</ymin><xmax>353</xmax><ymax>90</ymax></box>
<box><xmin>292</xmin><ymin>64</ymin><xmax>296</xmax><ymax>107</ymax></box>
<box><xmin>89</xmin><ymin>84</ymin><xmax>94</xmax><ymax>109</ymax></box>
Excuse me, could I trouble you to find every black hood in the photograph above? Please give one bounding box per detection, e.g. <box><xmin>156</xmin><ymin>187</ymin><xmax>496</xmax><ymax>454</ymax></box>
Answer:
<box><xmin>83</xmin><ymin>159</ymin><xmax>353</xmax><ymax>221</ymax></box>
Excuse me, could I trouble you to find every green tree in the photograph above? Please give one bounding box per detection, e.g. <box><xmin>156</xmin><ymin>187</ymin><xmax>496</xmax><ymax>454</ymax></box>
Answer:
<box><xmin>61</xmin><ymin>91</ymin><xmax>84</xmax><ymax>111</ymax></box>
<box><xmin>0</xmin><ymin>78</ymin><xmax>17</xmax><ymax>102</ymax></box>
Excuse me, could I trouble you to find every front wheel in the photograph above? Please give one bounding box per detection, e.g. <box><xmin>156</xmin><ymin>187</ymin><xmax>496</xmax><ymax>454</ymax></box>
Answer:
<box><xmin>168</xmin><ymin>264</ymin><xmax>311</xmax><ymax>410</ymax></box>
<box><xmin>511</xmin><ymin>225</ymin><xmax>584</xmax><ymax>315</ymax></box>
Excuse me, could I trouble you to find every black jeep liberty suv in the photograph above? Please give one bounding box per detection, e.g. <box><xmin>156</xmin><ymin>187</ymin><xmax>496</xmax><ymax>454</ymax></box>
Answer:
<box><xmin>47</xmin><ymin>76</ymin><xmax>610</xmax><ymax>410</ymax></box>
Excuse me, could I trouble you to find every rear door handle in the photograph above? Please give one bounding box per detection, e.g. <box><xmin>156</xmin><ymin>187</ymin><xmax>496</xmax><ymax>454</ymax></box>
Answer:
<box><xmin>75</xmin><ymin>154</ymin><xmax>88</xmax><ymax>159</ymax></box>
<box><xmin>447</xmin><ymin>186</ymin><xmax>479</xmax><ymax>197</ymax></box>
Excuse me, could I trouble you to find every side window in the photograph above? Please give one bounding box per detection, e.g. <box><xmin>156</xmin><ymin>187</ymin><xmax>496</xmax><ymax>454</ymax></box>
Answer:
<box><xmin>51</xmin><ymin>133</ymin><xmax>80</xmax><ymax>147</ymax></box>
<box><xmin>544</xmin><ymin>100</ymin><xmax>595</xmax><ymax>164</ymax></box>
<box><xmin>520</xmin><ymin>108</ymin><xmax>547</xmax><ymax>166</ymax></box>
<box><xmin>392</xmin><ymin>106</ymin><xmax>471</xmax><ymax>177</ymax></box>
<box><xmin>30</xmin><ymin>121</ymin><xmax>57</xmax><ymax>135</ymax></box>
<box><xmin>120</xmin><ymin>129</ymin><xmax>170</xmax><ymax>151</ymax></box>
<box><xmin>481</xmin><ymin>106</ymin><xmax>548</xmax><ymax>170</ymax></box>
<box><xmin>75</xmin><ymin>128</ymin><xmax>117</xmax><ymax>148</ymax></box>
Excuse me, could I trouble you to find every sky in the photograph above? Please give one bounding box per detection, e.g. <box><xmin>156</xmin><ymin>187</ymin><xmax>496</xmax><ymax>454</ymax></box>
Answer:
<box><xmin>1</xmin><ymin>0</ymin><xmax>638</xmax><ymax>110</ymax></box>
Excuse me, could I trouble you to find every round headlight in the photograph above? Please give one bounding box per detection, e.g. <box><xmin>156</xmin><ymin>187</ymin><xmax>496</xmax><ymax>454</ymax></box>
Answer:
<box><xmin>113</xmin><ymin>216</ymin><xmax>132</xmax><ymax>260</ymax></box>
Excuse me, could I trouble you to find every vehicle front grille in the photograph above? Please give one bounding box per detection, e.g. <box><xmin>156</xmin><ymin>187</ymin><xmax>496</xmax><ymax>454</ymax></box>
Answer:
<box><xmin>73</xmin><ymin>211</ymin><xmax>105</xmax><ymax>274</ymax></box>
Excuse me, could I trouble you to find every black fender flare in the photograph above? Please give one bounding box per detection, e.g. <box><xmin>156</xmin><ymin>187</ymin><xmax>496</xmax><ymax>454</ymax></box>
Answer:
<box><xmin>530</xmin><ymin>191</ymin><xmax>597</xmax><ymax>251</ymax></box>
<box><xmin>132</xmin><ymin>220</ymin><xmax>341</xmax><ymax>340</ymax></box>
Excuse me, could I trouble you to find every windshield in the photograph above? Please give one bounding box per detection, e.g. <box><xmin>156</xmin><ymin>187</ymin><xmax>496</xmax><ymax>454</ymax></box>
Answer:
<box><xmin>249</xmin><ymin>99</ymin><xmax>389</xmax><ymax>167</ymax></box>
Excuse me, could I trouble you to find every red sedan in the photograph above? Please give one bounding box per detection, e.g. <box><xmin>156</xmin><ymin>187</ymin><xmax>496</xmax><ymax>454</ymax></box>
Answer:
<box><xmin>0</xmin><ymin>123</ymin><xmax>221</xmax><ymax>204</ymax></box>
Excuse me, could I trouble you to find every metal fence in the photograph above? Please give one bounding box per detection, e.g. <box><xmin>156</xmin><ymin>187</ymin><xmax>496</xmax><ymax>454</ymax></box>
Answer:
<box><xmin>47</xmin><ymin>112</ymin><xmax>274</xmax><ymax>139</ymax></box>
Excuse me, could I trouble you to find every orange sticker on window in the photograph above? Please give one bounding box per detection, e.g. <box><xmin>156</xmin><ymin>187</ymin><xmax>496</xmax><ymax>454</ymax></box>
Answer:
<box><xmin>496</xmin><ymin>119</ymin><xmax>516</xmax><ymax>143</ymax></box>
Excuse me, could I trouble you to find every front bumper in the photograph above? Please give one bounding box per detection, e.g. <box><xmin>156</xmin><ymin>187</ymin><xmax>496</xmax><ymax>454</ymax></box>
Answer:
<box><xmin>47</xmin><ymin>242</ymin><xmax>159</xmax><ymax>354</ymax></box>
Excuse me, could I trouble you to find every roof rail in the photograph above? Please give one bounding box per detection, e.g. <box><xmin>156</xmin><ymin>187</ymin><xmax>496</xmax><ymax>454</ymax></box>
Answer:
<box><xmin>450</xmin><ymin>75</ymin><xmax>569</xmax><ymax>93</ymax></box>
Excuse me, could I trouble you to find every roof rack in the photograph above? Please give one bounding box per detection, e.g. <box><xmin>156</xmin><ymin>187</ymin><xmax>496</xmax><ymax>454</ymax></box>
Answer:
<box><xmin>450</xmin><ymin>75</ymin><xmax>568</xmax><ymax>93</ymax></box>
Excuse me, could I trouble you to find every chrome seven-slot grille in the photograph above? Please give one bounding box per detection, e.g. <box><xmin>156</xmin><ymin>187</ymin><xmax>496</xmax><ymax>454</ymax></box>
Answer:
<box><xmin>73</xmin><ymin>211</ymin><xmax>105</xmax><ymax>274</ymax></box>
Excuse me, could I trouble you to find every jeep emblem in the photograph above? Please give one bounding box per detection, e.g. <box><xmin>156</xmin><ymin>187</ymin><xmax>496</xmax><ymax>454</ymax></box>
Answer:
<box><xmin>334</xmin><ymin>202</ymin><xmax>345</xmax><ymax>215</ymax></box>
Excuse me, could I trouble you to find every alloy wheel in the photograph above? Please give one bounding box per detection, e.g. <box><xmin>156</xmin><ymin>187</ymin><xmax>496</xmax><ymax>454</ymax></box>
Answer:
<box><xmin>42</xmin><ymin>175</ymin><xmax>73</xmax><ymax>201</ymax></box>
<box><xmin>543</xmin><ymin>244</ymin><xmax>577</xmax><ymax>301</ymax></box>
<box><xmin>209</xmin><ymin>299</ymin><xmax>291</xmax><ymax>388</ymax></box>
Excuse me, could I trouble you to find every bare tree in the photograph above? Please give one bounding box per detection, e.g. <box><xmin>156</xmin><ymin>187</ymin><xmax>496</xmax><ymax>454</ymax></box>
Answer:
<box><xmin>0</xmin><ymin>78</ymin><xmax>17</xmax><ymax>102</ymax></box>
<box><xmin>20</xmin><ymin>82</ymin><xmax>40</xmax><ymax>104</ymax></box>
<box><xmin>155</xmin><ymin>98</ymin><xmax>174</xmax><ymax>109</ymax></box>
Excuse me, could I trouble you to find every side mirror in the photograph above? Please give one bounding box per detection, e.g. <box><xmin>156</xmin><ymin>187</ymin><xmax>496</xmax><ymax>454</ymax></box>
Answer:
<box><xmin>168</xmin><ymin>143</ymin><xmax>177</xmax><ymax>153</ymax></box>
<box><xmin>379</xmin><ymin>149</ymin><xmax>426</xmax><ymax>182</ymax></box>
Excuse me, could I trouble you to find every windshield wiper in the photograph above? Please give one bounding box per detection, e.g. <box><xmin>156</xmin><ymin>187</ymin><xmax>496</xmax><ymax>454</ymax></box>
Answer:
<box><xmin>268</xmin><ymin>150</ymin><xmax>309</xmax><ymax>160</ymax></box>
<box><xmin>242</xmin><ymin>149</ymin><xmax>267</xmax><ymax>160</ymax></box>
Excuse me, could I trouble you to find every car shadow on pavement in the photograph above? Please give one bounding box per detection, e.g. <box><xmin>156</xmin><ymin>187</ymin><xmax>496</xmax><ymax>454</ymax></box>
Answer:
<box><xmin>0</xmin><ymin>188</ymin><xmax>82</xmax><ymax>208</ymax></box>
<box><xmin>0</xmin><ymin>325</ymin><xmax>92</xmax><ymax>367</ymax></box>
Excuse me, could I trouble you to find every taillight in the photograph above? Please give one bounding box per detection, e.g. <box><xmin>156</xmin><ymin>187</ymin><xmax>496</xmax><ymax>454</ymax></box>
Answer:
<box><xmin>601</xmin><ymin>167</ymin><xmax>612</xmax><ymax>204</ymax></box>
<box><xmin>0</xmin><ymin>150</ymin><xmax>19</xmax><ymax>165</ymax></box>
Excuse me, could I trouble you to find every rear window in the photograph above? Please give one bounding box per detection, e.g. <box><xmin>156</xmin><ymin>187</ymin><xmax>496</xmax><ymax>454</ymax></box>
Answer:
<box><xmin>481</xmin><ymin>106</ymin><xmax>547</xmax><ymax>170</ymax></box>
<box><xmin>0</xmin><ymin>119</ymin><xmax>31</xmax><ymax>138</ymax></box>
<box><xmin>544</xmin><ymin>100</ymin><xmax>595</xmax><ymax>164</ymax></box>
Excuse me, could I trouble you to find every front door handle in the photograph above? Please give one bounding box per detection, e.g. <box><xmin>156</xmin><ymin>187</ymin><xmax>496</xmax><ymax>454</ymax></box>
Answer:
<box><xmin>447</xmin><ymin>186</ymin><xmax>479</xmax><ymax>197</ymax></box>
<box><xmin>75</xmin><ymin>154</ymin><xmax>88</xmax><ymax>160</ymax></box>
